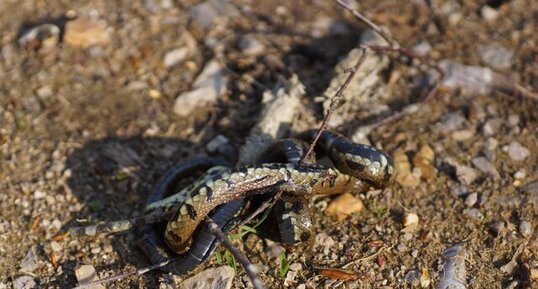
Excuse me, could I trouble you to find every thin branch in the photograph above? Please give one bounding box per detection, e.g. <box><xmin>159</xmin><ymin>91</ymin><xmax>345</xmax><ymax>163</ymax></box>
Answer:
<box><xmin>335</xmin><ymin>0</ymin><xmax>396</xmax><ymax>47</ymax></box>
<box><xmin>233</xmin><ymin>190</ymin><xmax>284</xmax><ymax>231</ymax></box>
<box><xmin>205</xmin><ymin>217</ymin><xmax>266</xmax><ymax>289</ymax></box>
<box><xmin>300</xmin><ymin>47</ymin><xmax>367</xmax><ymax>163</ymax></box>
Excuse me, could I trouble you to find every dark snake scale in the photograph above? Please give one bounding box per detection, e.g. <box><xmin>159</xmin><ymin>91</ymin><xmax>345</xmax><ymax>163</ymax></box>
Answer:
<box><xmin>138</xmin><ymin>130</ymin><xmax>394</xmax><ymax>275</ymax></box>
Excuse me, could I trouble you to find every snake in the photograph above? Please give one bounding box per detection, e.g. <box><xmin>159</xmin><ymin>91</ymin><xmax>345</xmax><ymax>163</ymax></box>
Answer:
<box><xmin>138</xmin><ymin>130</ymin><xmax>394</xmax><ymax>275</ymax></box>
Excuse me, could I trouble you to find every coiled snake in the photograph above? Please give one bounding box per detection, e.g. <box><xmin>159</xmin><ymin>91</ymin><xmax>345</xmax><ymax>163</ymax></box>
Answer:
<box><xmin>135</xmin><ymin>130</ymin><xmax>394</xmax><ymax>275</ymax></box>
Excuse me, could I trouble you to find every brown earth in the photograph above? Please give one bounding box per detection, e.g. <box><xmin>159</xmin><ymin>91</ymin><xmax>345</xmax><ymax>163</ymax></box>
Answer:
<box><xmin>1</xmin><ymin>0</ymin><xmax>537</xmax><ymax>288</ymax></box>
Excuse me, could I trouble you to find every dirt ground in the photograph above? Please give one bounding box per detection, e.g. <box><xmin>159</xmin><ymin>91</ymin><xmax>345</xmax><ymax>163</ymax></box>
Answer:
<box><xmin>1</xmin><ymin>0</ymin><xmax>537</xmax><ymax>288</ymax></box>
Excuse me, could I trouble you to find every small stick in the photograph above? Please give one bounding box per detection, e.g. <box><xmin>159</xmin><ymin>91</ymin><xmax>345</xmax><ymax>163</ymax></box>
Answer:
<box><xmin>206</xmin><ymin>217</ymin><xmax>266</xmax><ymax>289</ymax></box>
<box><xmin>72</xmin><ymin>256</ymin><xmax>181</xmax><ymax>289</ymax></box>
<box><xmin>233</xmin><ymin>190</ymin><xmax>284</xmax><ymax>231</ymax></box>
<box><xmin>335</xmin><ymin>0</ymin><xmax>396</xmax><ymax>47</ymax></box>
<box><xmin>300</xmin><ymin>47</ymin><xmax>367</xmax><ymax>163</ymax></box>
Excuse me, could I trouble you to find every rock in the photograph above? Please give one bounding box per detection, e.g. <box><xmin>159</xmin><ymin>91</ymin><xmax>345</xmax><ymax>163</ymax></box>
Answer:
<box><xmin>463</xmin><ymin>208</ymin><xmax>482</xmax><ymax>220</ymax></box>
<box><xmin>181</xmin><ymin>266</ymin><xmax>235</xmax><ymax>289</ymax></box>
<box><xmin>438</xmin><ymin>244</ymin><xmax>467</xmax><ymax>289</ymax></box>
<box><xmin>394</xmin><ymin>150</ymin><xmax>421</xmax><ymax>188</ymax></box>
<box><xmin>64</xmin><ymin>17</ymin><xmax>110</xmax><ymax>48</ymax></box>
<box><xmin>521</xmin><ymin>180</ymin><xmax>538</xmax><ymax>194</ymax></box>
<box><xmin>21</xmin><ymin>96</ymin><xmax>42</xmax><ymax>113</ymax></box>
<box><xmin>482</xmin><ymin>138</ymin><xmax>498</xmax><ymax>161</ymax></box>
<box><xmin>404</xmin><ymin>269</ymin><xmax>420</xmax><ymax>285</ymax></box>
<box><xmin>18</xmin><ymin>23</ymin><xmax>60</xmax><ymax>52</ymax></box>
<box><xmin>446</xmin><ymin>158</ymin><xmax>478</xmax><ymax>185</ymax></box>
<box><xmin>33</xmin><ymin>190</ymin><xmax>46</xmax><ymax>200</ymax></box>
<box><xmin>519</xmin><ymin>221</ymin><xmax>532</xmax><ymax>237</ymax></box>
<box><xmin>173</xmin><ymin>59</ymin><xmax>227</xmax><ymax>117</ymax></box>
<box><xmin>36</xmin><ymin>86</ymin><xmax>53</xmax><ymax>98</ymax></box>
<box><xmin>402</xmin><ymin>213</ymin><xmax>419</xmax><ymax>228</ymax></box>
<box><xmin>471</xmin><ymin>157</ymin><xmax>500</xmax><ymax>180</ymax></box>
<box><xmin>480</xmin><ymin>5</ymin><xmax>499</xmax><ymax>21</ymax></box>
<box><xmin>478</xmin><ymin>44</ymin><xmax>513</xmax><ymax>70</ymax></box>
<box><xmin>188</xmin><ymin>0</ymin><xmax>239</xmax><ymax>30</ymax></box>
<box><xmin>310</xmin><ymin>17</ymin><xmax>349</xmax><ymax>38</ymax></box>
<box><xmin>412</xmin><ymin>145</ymin><xmax>436</xmax><ymax>180</ymax></box>
<box><xmin>164</xmin><ymin>47</ymin><xmax>189</xmax><ymax>68</ymax></box>
<box><xmin>504</xmin><ymin>141</ymin><xmax>530</xmax><ymax>161</ymax></box>
<box><xmin>481</xmin><ymin>118</ymin><xmax>501</xmax><ymax>136</ymax></box>
<box><xmin>411</xmin><ymin>40</ymin><xmax>432</xmax><ymax>56</ymax></box>
<box><xmin>325</xmin><ymin>193</ymin><xmax>364</xmax><ymax>221</ymax></box>
<box><xmin>238</xmin><ymin>36</ymin><xmax>264</xmax><ymax>56</ymax></box>
<box><xmin>74</xmin><ymin>265</ymin><xmax>105</xmax><ymax>289</ymax></box>
<box><xmin>13</xmin><ymin>276</ymin><xmax>35</xmax><ymax>289</ymax></box>
<box><xmin>19</xmin><ymin>247</ymin><xmax>38</xmax><ymax>273</ymax></box>
<box><xmin>437</xmin><ymin>112</ymin><xmax>467</xmax><ymax>132</ymax></box>
<box><xmin>464</xmin><ymin>193</ymin><xmax>478</xmax><ymax>207</ymax></box>
<box><xmin>513</xmin><ymin>169</ymin><xmax>526</xmax><ymax>180</ymax></box>
<box><xmin>439</xmin><ymin>61</ymin><xmax>509</xmax><ymax>95</ymax></box>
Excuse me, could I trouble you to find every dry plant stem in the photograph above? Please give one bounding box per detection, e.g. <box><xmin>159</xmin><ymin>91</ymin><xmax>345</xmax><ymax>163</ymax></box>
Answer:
<box><xmin>335</xmin><ymin>0</ymin><xmax>396</xmax><ymax>46</ymax></box>
<box><xmin>205</xmin><ymin>217</ymin><xmax>266</xmax><ymax>289</ymax></box>
<box><xmin>300</xmin><ymin>47</ymin><xmax>367</xmax><ymax>163</ymax></box>
<box><xmin>233</xmin><ymin>190</ymin><xmax>284</xmax><ymax>231</ymax></box>
<box><xmin>367</xmin><ymin>45</ymin><xmax>445</xmax><ymax>78</ymax></box>
<box><xmin>72</xmin><ymin>257</ymin><xmax>182</xmax><ymax>289</ymax></box>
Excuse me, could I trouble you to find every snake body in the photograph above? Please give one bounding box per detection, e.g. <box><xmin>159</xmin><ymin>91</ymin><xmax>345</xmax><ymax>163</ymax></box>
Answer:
<box><xmin>139</xmin><ymin>130</ymin><xmax>394</xmax><ymax>274</ymax></box>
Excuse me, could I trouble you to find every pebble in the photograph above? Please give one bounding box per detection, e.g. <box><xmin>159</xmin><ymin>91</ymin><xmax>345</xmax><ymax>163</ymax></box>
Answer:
<box><xmin>504</xmin><ymin>141</ymin><xmax>530</xmax><ymax>161</ymax></box>
<box><xmin>21</xmin><ymin>96</ymin><xmax>42</xmax><ymax>113</ymax></box>
<box><xmin>188</xmin><ymin>0</ymin><xmax>239</xmax><ymax>29</ymax></box>
<box><xmin>482</xmin><ymin>138</ymin><xmax>498</xmax><ymax>161</ymax></box>
<box><xmin>310</xmin><ymin>17</ymin><xmax>349</xmax><ymax>38</ymax></box>
<box><xmin>478</xmin><ymin>44</ymin><xmax>513</xmax><ymax>70</ymax></box>
<box><xmin>402</xmin><ymin>213</ymin><xmax>419</xmax><ymax>228</ymax></box>
<box><xmin>164</xmin><ymin>47</ymin><xmax>189</xmax><ymax>68</ymax></box>
<box><xmin>519</xmin><ymin>221</ymin><xmax>532</xmax><ymax>237</ymax></box>
<box><xmin>446</xmin><ymin>158</ymin><xmax>478</xmax><ymax>185</ymax></box>
<box><xmin>464</xmin><ymin>193</ymin><xmax>478</xmax><ymax>207</ymax></box>
<box><xmin>173</xmin><ymin>59</ymin><xmax>227</xmax><ymax>117</ymax></box>
<box><xmin>439</xmin><ymin>61</ymin><xmax>501</xmax><ymax>95</ymax></box>
<box><xmin>75</xmin><ymin>265</ymin><xmax>105</xmax><ymax>289</ymax></box>
<box><xmin>463</xmin><ymin>208</ymin><xmax>482</xmax><ymax>220</ymax></box>
<box><xmin>238</xmin><ymin>36</ymin><xmax>264</xmax><ymax>56</ymax></box>
<box><xmin>437</xmin><ymin>112</ymin><xmax>467</xmax><ymax>132</ymax></box>
<box><xmin>325</xmin><ymin>193</ymin><xmax>364</xmax><ymax>221</ymax></box>
<box><xmin>508</xmin><ymin>114</ymin><xmax>520</xmax><ymax>127</ymax></box>
<box><xmin>404</xmin><ymin>269</ymin><xmax>420</xmax><ymax>285</ymax></box>
<box><xmin>50</xmin><ymin>241</ymin><xmax>62</xmax><ymax>252</ymax></box>
<box><xmin>13</xmin><ymin>276</ymin><xmax>35</xmax><ymax>289</ymax></box>
<box><xmin>480</xmin><ymin>5</ymin><xmax>499</xmax><ymax>21</ymax></box>
<box><xmin>19</xmin><ymin>247</ymin><xmax>38</xmax><ymax>272</ymax></box>
<box><xmin>481</xmin><ymin>118</ymin><xmax>501</xmax><ymax>136</ymax></box>
<box><xmin>182</xmin><ymin>266</ymin><xmax>234</xmax><ymax>289</ymax></box>
<box><xmin>33</xmin><ymin>190</ymin><xmax>46</xmax><ymax>199</ymax></box>
<box><xmin>513</xmin><ymin>169</ymin><xmax>526</xmax><ymax>180</ymax></box>
<box><xmin>64</xmin><ymin>17</ymin><xmax>111</xmax><ymax>48</ymax></box>
<box><xmin>471</xmin><ymin>157</ymin><xmax>500</xmax><ymax>180</ymax></box>
<box><xmin>411</xmin><ymin>40</ymin><xmax>432</xmax><ymax>56</ymax></box>
<box><xmin>36</xmin><ymin>86</ymin><xmax>53</xmax><ymax>98</ymax></box>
